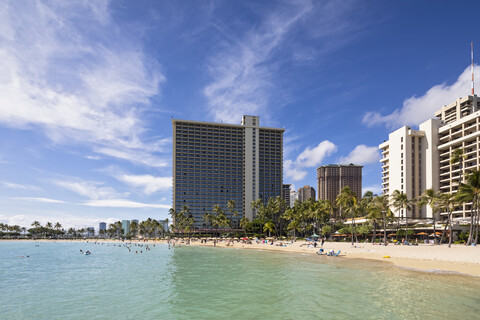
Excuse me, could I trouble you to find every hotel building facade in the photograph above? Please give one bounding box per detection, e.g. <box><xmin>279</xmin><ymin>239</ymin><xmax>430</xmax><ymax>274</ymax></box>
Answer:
<box><xmin>380</xmin><ymin>95</ymin><xmax>480</xmax><ymax>221</ymax></box>
<box><xmin>316</xmin><ymin>164</ymin><xmax>363</xmax><ymax>219</ymax></box>
<box><xmin>297</xmin><ymin>185</ymin><xmax>316</xmax><ymax>202</ymax></box>
<box><xmin>282</xmin><ymin>184</ymin><xmax>291</xmax><ymax>207</ymax></box>
<box><xmin>172</xmin><ymin>115</ymin><xmax>284</xmax><ymax>228</ymax></box>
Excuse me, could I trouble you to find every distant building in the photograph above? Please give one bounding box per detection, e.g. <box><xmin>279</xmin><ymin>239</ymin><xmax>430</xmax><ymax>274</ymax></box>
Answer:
<box><xmin>131</xmin><ymin>219</ymin><xmax>139</xmax><ymax>224</ymax></box>
<box><xmin>317</xmin><ymin>164</ymin><xmax>362</xmax><ymax>219</ymax></box>
<box><xmin>172</xmin><ymin>115</ymin><xmax>284</xmax><ymax>228</ymax></box>
<box><xmin>99</xmin><ymin>222</ymin><xmax>106</xmax><ymax>232</ymax></box>
<box><xmin>282</xmin><ymin>184</ymin><xmax>291</xmax><ymax>207</ymax></box>
<box><xmin>86</xmin><ymin>227</ymin><xmax>95</xmax><ymax>237</ymax></box>
<box><xmin>289</xmin><ymin>190</ymin><xmax>298</xmax><ymax>207</ymax></box>
<box><xmin>158</xmin><ymin>219</ymin><xmax>169</xmax><ymax>233</ymax></box>
<box><xmin>298</xmin><ymin>185</ymin><xmax>315</xmax><ymax>202</ymax></box>
<box><xmin>121</xmin><ymin>220</ymin><xmax>130</xmax><ymax>236</ymax></box>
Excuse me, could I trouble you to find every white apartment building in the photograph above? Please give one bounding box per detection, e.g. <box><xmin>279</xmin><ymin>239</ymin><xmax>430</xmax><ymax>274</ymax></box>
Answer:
<box><xmin>380</xmin><ymin>95</ymin><xmax>480</xmax><ymax>222</ymax></box>
<box><xmin>290</xmin><ymin>190</ymin><xmax>298</xmax><ymax>208</ymax></box>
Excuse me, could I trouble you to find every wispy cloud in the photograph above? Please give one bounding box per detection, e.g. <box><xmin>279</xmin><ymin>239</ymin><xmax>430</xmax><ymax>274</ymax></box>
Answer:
<box><xmin>12</xmin><ymin>197</ymin><xmax>65</xmax><ymax>204</ymax></box>
<box><xmin>363</xmin><ymin>66</ymin><xmax>479</xmax><ymax>128</ymax></box>
<box><xmin>94</xmin><ymin>147</ymin><xmax>168</xmax><ymax>168</ymax></box>
<box><xmin>204</xmin><ymin>1</ymin><xmax>312</xmax><ymax>123</ymax></box>
<box><xmin>0</xmin><ymin>1</ymin><xmax>165</xmax><ymax>166</ymax></box>
<box><xmin>338</xmin><ymin>145</ymin><xmax>380</xmax><ymax>165</ymax></box>
<box><xmin>2</xmin><ymin>182</ymin><xmax>40</xmax><ymax>191</ymax></box>
<box><xmin>116</xmin><ymin>174</ymin><xmax>171</xmax><ymax>195</ymax></box>
<box><xmin>83</xmin><ymin>199</ymin><xmax>170</xmax><ymax>209</ymax></box>
<box><xmin>54</xmin><ymin>179</ymin><xmax>120</xmax><ymax>200</ymax></box>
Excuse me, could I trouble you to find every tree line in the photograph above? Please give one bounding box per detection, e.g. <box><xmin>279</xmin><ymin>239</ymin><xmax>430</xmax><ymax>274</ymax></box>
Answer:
<box><xmin>168</xmin><ymin>169</ymin><xmax>480</xmax><ymax>247</ymax></box>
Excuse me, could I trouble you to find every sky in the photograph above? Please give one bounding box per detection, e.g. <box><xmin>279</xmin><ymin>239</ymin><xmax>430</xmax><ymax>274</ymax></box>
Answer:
<box><xmin>1</xmin><ymin>0</ymin><xmax>480</xmax><ymax>229</ymax></box>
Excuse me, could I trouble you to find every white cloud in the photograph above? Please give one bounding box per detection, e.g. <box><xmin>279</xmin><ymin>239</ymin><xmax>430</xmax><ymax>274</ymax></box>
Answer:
<box><xmin>0</xmin><ymin>1</ymin><xmax>165</xmax><ymax>166</ymax></box>
<box><xmin>2</xmin><ymin>182</ymin><xmax>40</xmax><ymax>191</ymax></box>
<box><xmin>284</xmin><ymin>140</ymin><xmax>337</xmax><ymax>181</ymax></box>
<box><xmin>204</xmin><ymin>2</ymin><xmax>312</xmax><ymax>123</ymax></box>
<box><xmin>339</xmin><ymin>145</ymin><xmax>380</xmax><ymax>165</ymax></box>
<box><xmin>117</xmin><ymin>174</ymin><xmax>171</xmax><ymax>195</ymax></box>
<box><xmin>284</xmin><ymin>159</ymin><xmax>308</xmax><ymax>182</ymax></box>
<box><xmin>55</xmin><ymin>180</ymin><xmax>119</xmax><ymax>200</ymax></box>
<box><xmin>363</xmin><ymin>66</ymin><xmax>480</xmax><ymax>128</ymax></box>
<box><xmin>85</xmin><ymin>155</ymin><xmax>102</xmax><ymax>160</ymax></box>
<box><xmin>12</xmin><ymin>197</ymin><xmax>65</xmax><ymax>204</ymax></box>
<box><xmin>95</xmin><ymin>147</ymin><xmax>168</xmax><ymax>168</ymax></box>
<box><xmin>83</xmin><ymin>199</ymin><xmax>170</xmax><ymax>209</ymax></box>
<box><xmin>296</xmin><ymin>140</ymin><xmax>337</xmax><ymax>167</ymax></box>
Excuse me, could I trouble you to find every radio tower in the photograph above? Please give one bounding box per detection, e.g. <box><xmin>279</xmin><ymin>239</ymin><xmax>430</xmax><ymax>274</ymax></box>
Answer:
<box><xmin>472</xmin><ymin>41</ymin><xmax>475</xmax><ymax>95</ymax></box>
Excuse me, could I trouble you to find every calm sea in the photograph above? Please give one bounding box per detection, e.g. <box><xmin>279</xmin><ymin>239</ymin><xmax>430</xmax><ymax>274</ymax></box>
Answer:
<box><xmin>1</xmin><ymin>241</ymin><xmax>479</xmax><ymax>320</ymax></box>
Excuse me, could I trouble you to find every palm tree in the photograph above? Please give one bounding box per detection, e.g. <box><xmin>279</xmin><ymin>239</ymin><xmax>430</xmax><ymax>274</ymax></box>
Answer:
<box><xmin>373</xmin><ymin>195</ymin><xmax>393</xmax><ymax>246</ymax></box>
<box><xmin>418</xmin><ymin>189</ymin><xmax>441</xmax><ymax>244</ymax></box>
<box><xmin>365</xmin><ymin>194</ymin><xmax>381</xmax><ymax>243</ymax></box>
<box><xmin>227</xmin><ymin>200</ymin><xmax>238</xmax><ymax>229</ymax></box>
<box><xmin>287</xmin><ymin>220</ymin><xmax>300</xmax><ymax>241</ymax></box>
<box><xmin>450</xmin><ymin>148</ymin><xmax>466</xmax><ymax>182</ymax></box>
<box><xmin>239</xmin><ymin>217</ymin><xmax>249</xmax><ymax>236</ymax></box>
<box><xmin>336</xmin><ymin>187</ymin><xmax>358</xmax><ymax>245</ymax></box>
<box><xmin>437</xmin><ymin>193</ymin><xmax>458</xmax><ymax>247</ymax></box>
<box><xmin>391</xmin><ymin>190</ymin><xmax>412</xmax><ymax>243</ymax></box>
<box><xmin>457</xmin><ymin>170</ymin><xmax>480</xmax><ymax>245</ymax></box>
<box><xmin>31</xmin><ymin>221</ymin><xmax>41</xmax><ymax>228</ymax></box>
<box><xmin>263</xmin><ymin>221</ymin><xmax>275</xmax><ymax>237</ymax></box>
<box><xmin>129</xmin><ymin>221</ymin><xmax>138</xmax><ymax>238</ymax></box>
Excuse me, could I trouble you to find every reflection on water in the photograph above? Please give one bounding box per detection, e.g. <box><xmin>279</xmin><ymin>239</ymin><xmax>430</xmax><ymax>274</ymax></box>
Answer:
<box><xmin>1</xmin><ymin>242</ymin><xmax>479</xmax><ymax>320</ymax></box>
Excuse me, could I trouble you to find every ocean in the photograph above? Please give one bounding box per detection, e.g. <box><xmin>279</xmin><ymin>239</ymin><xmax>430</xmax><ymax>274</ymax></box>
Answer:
<box><xmin>1</xmin><ymin>241</ymin><xmax>479</xmax><ymax>319</ymax></box>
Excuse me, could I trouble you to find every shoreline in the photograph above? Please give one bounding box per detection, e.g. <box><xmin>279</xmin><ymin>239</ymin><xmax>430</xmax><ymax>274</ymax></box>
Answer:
<box><xmin>190</xmin><ymin>240</ymin><xmax>480</xmax><ymax>277</ymax></box>
<box><xmin>4</xmin><ymin>238</ymin><xmax>480</xmax><ymax>277</ymax></box>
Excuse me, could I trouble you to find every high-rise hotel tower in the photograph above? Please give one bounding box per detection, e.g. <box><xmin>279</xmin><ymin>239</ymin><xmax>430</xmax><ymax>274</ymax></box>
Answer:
<box><xmin>380</xmin><ymin>95</ymin><xmax>480</xmax><ymax>222</ymax></box>
<box><xmin>172</xmin><ymin>115</ymin><xmax>284</xmax><ymax>228</ymax></box>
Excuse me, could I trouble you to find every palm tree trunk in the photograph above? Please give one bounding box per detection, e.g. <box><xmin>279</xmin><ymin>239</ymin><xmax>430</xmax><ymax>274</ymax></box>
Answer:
<box><xmin>474</xmin><ymin>201</ymin><xmax>479</xmax><ymax>245</ymax></box>
<box><xmin>372</xmin><ymin>221</ymin><xmax>377</xmax><ymax>243</ymax></box>
<box><xmin>433</xmin><ymin>215</ymin><xmax>437</xmax><ymax>245</ymax></box>
<box><xmin>351</xmin><ymin>211</ymin><xmax>355</xmax><ymax>245</ymax></box>
<box><xmin>448</xmin><ymin>211</ymin><xmax>453</xmax><ymax>248</ymax></box>
<box><xmin>405</xmin><ymin>214</ymin><xmax>409</xmax><ymax>243</ymax></box>
<box><xmin>382</xmin><ymin>213</ymin><xmax>387</xmax><ymax>246</ymax></box>
<box><xmin>467</xmin><ymin>203</ymin><xmax>475</xmax><ymax>245</ymax></box>
<box><xmin>441</xmin><ymin>216</ymin><xmax>449</xmax><ymax>245</ymax></box>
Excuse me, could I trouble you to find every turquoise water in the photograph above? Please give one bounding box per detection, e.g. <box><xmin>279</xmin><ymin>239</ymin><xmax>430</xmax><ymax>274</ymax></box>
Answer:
<box><xmin>1</xmin><ymin>241</ymin><xmax>479</xmax><ymax>320</ymax></box>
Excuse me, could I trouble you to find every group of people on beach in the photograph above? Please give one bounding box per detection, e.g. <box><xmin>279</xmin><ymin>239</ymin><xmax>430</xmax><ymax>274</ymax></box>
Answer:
<box><xmin>81</xmin><ymin>240</ymin><xmax>157</xmax><ymax>254</ymax></box>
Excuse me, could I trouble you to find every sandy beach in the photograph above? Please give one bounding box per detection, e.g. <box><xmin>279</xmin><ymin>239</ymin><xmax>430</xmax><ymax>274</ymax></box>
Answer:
<box><xmin>7</xmin><ymin>238</ymin><xmax>480</xmax><ymax>277</ymax></box>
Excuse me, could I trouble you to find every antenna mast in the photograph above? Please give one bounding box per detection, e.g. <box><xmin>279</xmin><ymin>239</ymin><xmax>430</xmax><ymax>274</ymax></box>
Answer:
<box><xmin>472</xmin><ymin>41</ymin><xmax>475</xmax><ymax>95</ymax></box>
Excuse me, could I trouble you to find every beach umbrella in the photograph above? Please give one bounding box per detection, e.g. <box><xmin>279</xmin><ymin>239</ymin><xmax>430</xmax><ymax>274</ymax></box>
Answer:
<box><xmin>416</xmin><ymin>232</ymin><xmax>428</xmax><ymax>236</ymax></box>
<box><xmin>388</xmin><ymin>233</ymin><xmax>396</xmax><ymax>237</ymax></box>
<box><xmin>311</xmin><ymin>234</ymin><xmax>319</xmax><ymax>239</ymax></box>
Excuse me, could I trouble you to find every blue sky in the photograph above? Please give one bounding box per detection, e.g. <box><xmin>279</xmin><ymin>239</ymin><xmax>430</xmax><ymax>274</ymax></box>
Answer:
<box><xmin>1</xmin><ymin>0</ymin><xmax>480</xmax><ymax>229</ymax></box>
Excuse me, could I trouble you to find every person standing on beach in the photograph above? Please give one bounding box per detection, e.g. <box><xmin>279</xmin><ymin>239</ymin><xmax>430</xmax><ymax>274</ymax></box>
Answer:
<box><xmin>321</xmin><ymin>238</ymin><xmax>325</xmax><ymax>247</ymax></box>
